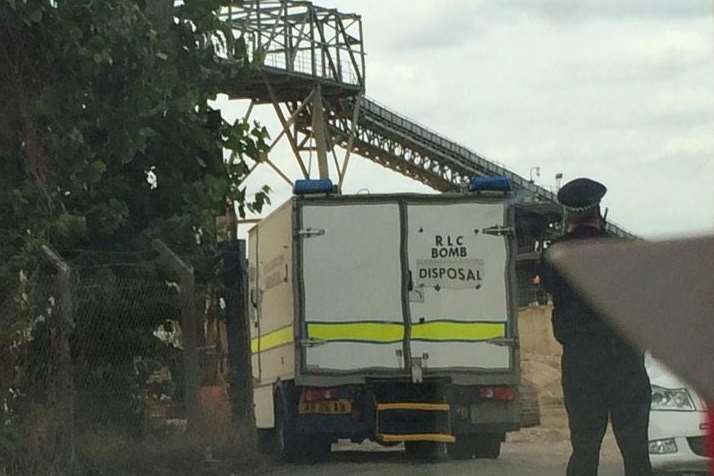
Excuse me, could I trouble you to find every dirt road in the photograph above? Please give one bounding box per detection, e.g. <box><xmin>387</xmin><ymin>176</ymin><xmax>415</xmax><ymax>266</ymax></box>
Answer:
<box><xmin>258</xmin><ymin>405</ymin><xmax>627</xmax><ymax>476</ymax></box>
<box><xmin>260</xmin><ymin>440</ymin><xmax>624</xmax><ymax>476</ymax></box>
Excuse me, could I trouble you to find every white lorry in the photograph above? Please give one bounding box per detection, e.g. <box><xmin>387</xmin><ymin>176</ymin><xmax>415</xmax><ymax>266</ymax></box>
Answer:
<box><xmin>248</xmin><ymin>181</ymin><xmax>521</xmax><ymax>461</ymax></box>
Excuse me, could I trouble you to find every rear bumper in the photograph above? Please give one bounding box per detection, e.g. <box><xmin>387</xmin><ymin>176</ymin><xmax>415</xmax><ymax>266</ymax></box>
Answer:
<box><xmin>296</xmin><ymin>413</ymin><xmax>371</xmax><ymax>436</ymax></box>
<box><xmin>448</xmin><ymin>385</ymin><xmax>521</xmax><ymax>434</ymax></box>
<box><xmin>295</xmin><ymin>372</ymin><xmax>519</xmax><ymax>387</ymax></box>
<box><xmin>293</xmin><ymin>382</ymin><xmax>521</xmax><ymax>439</ymax></box>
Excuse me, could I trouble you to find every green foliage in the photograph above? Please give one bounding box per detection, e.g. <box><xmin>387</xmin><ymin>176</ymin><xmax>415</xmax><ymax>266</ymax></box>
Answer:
<box><xmin>0</xmin><ymin>0</ymin><xmax>270</xmax><ymax>469</ymax></box>
<box><xmin>0</xmin><ymin>0</ymin><xmax>270</xmax><ymax>290</ymax></box>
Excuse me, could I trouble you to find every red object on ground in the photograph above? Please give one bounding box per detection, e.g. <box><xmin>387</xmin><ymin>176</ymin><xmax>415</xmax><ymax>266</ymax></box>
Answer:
<box><xmin>198</xmin><ymin>385</ymin><xmax>231</xmax><ymax>419</ymax></box>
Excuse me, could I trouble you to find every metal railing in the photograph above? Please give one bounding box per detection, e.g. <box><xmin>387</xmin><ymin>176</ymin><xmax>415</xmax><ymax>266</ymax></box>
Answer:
<box><xmin>361</xmin><ymin>98</ymin><xmax>554</xmax><ymax>199</ymax></box>
<box><xmin>357</xmin><ymin>97</ymin><xmax>637</xmax><ymax>239</ymax></box>
<box><xmin>222</xmin><ymin>0</ymin><xmax>365</xmax><ymax>89</ymax></box>
<box><xmin>261</xmin><ymin>50</ymin><xmax>360</xmax><ymax>85</ymax></box>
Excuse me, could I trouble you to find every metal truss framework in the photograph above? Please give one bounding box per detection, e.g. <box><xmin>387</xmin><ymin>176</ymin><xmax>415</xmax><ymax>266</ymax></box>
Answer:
<box><xmin>222</xmin><ymin>1</ymin><xmax>366</xmax><ymax>184</ymax></box>
<box><xmin>222</xmin><ymin>1</ymin><xmax>635</xmax><ymax>240</ymax></box>
<box><xmin>321</xmin><ymin>97</ymin><xmax>635</xmax><ymax>239</ymax></box>
<box><xmin>224</xmin><ymin>1</ymin><xmax>365</xmax><ymax>92</ymax></box>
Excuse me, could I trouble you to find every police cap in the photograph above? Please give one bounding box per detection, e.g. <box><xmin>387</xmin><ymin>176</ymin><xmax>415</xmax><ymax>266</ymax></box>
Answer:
<box><xmin>557</xmin><ymin>178</ymin><xmax>607</xmax><ymax>213</ymax></box>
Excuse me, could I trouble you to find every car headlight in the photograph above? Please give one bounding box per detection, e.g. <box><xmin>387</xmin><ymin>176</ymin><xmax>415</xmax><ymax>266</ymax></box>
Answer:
<box><xmin>649</xmin><ymin>438</ymin><xmax>678</xmax><ymax>454</ymax></box>
<box><xmin>651</xmin><ymin>385</ymin><xmax>695</xmax><ymax>411</ymax></box>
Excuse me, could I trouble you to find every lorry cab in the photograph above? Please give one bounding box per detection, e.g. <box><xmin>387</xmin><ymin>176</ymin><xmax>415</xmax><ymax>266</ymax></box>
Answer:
<box><xmin>248</xmin><ymin>177</ymin><xmax>521</xmax><ymax>461</ymax></box>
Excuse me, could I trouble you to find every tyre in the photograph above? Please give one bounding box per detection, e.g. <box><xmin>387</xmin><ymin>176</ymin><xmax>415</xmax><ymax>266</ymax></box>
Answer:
<box><xmin>447</xmin><ymin>435</ymin><xmax>476</xmax><ymax>460</ymax></box>
<box><xmin>257</xmin><ymin>428</ymin><xmax>274</xmax><ymax>455</ymax></box>
<box><xmin>274</xmin><ymin>393</ymin><xmax>299</xmax><ymax>463</ymax></box>
<box><xmin>405</xmin><ymin>441</ymin><xmax>445</xmax><ymax>460</ymax></box>
<box><xmin>303</xmin><ymin>436</ymin><xmax>332</xmax><ymax>460</ymax></box>
<box><xmin>519</xmin><ymin>382</ymin><xmax>541</xmax><ymax>428</ymax></box>
<box><xmin>473</xmin><ymin>433</ymin><xmax>502</xmax><ymax>459</ymax></box>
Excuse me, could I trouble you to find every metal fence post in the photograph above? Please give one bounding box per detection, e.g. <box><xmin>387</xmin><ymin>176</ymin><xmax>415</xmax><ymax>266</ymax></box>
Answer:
<box><xmin>221</xmin><ymin>239</ymin><xmax>254</xmax><ymax>426</ymax></box>
<box><xmin>153</xmin><ymin>240</ymin><xmax>201</xmax><ymax>429</ymax></box>
<box><xmin>41</xmin><ymin>245</ymin><xmax>76</xmax><ymax>471</ymax></box>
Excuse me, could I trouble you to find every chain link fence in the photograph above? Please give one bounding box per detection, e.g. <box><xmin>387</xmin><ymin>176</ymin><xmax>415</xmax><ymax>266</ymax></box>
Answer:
<box><xmin>72</xmin><ymin>273</ymin><xmax>183</xmax><ymax>434</ymax></box>
<box><xmin>1</xmin><ymin>271</ymin><xmax>69</xmax><ymax>475</ymax></box>
<box><xmin>1</xmin><ymin>243</ymin><xmax>248</xmax><ymax>475</ymax></box>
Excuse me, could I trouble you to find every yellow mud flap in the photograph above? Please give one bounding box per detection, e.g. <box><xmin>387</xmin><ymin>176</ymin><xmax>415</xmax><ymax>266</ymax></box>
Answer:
<box><xmin>379</xmin><ymin>433</ymin><xmax>456</xmax><ymax>443</ymax></box>
<box><xmin>376</xmin><ymin>402</ymin><xmax>454</xmax><ymax>444</ymax></box>
<box><xmin>377</xmin><ymin>403</ymin><xmax>450</xmax><ymax>412</ymax></box>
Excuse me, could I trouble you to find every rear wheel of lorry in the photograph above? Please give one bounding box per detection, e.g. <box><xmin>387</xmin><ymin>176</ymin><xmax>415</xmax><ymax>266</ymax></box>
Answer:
<box><xmin>274</xmin><ymin>395</ymin><xmax>299</xmax><ymax>463</ymax></box>
<box><xmin>473</xmin><ymin>433</ymin><xmax>503</xmax><ymax>459</ymax></box>
<box><xmin>257</xmin><ymin>429</ymin><xmax>274</xmax><ymax>455</ymax></box>
<box><xmin>447</xmin><ymin>435</ymin><xmax>476</xmax><ymax>460</ymax></box>
<box><xmin>404</xmin><ymin>441</ymin><xmax>445</xmax><ymax>460</ymax></box>
<box><xmin>302</xmin><ymin>436</ymin><xmax>333</xmax><ymax>460</ymax></box>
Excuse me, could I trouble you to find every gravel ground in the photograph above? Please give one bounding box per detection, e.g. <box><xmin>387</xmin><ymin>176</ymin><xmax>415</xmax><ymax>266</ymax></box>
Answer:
<box><xmin>257</xmin><ymin>405</ymin><xmax>629</xmax><ymax>476</ymax></box>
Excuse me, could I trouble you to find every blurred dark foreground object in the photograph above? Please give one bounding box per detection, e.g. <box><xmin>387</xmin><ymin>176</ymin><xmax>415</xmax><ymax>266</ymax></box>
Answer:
<box><xmin>547</xmin><ymin>235</ymin><xmax>714</xmax><ymax>473</ymax></box>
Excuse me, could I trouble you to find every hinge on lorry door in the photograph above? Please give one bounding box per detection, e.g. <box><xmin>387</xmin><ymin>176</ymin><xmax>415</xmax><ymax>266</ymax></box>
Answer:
<box><xmin>297</xmin><ymin>228</ymin><xmax>325</xmax><ymax>238</ymax></box>
<box><xmin>486</xmin><ymin>337</ymin><xmax>518</xmax><ymax>347</ymax></box>
<box><xmin>300</xmin><ymin>338</ymin><xmax>327</xmax><ymax>348</ymax></box>
<box><xmin>482</xmin><ymin>225</ymin><xmax>515</xmax><ymax>237</ymax></box>
<box><xmin>411</xmin><ymin>357</ymin><xmax>424</xmax><ymax>384</ymax></box>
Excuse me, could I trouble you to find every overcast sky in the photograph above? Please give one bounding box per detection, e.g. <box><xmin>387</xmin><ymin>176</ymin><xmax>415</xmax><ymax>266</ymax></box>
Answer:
<box><xmin>216</xmin><ymin>0</ymin><xmax>714</xmax><ymax>239</ymax></box>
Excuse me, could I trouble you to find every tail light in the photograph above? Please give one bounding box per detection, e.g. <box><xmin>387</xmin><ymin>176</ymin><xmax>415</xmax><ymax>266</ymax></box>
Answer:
<box><xmin>301</xmin><ymin>387</ymin><xmax>336</xmax><ymax>402</ymax></box>
<box><xmin>480</xmin><ymin>386</ymin><xmax>515</xmax><ymax>401</ymax></box>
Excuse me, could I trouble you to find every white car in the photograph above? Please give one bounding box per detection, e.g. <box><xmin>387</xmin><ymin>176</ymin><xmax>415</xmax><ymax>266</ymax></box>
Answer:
<box><xmin>647</xmin><ymin>354</ymin><xmax>710</xmax><ymax>475</ymax></box>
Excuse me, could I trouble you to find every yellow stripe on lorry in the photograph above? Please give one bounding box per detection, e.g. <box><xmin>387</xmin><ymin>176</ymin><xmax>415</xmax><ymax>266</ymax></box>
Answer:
<box><xmin>307</xmin><ymin>322</ymin><xmax>405</xmax><ymax>344</ymax></box>
<box><xmin>379</xmin><ymin>433</ymin><xmax>456</xmax><ymax>443</ymax></box>
<box><xmin>251</xmin><ymin>325</ymin><xmax>293</xmax><ymax>353</ymax></box>
<box><xmin>411</xmin><ymin>321</ymin><xmax>506</xmax><ymax>342</ymax></box>
<box><xmin>252</xmin><ymin>321</ymin><xmax>507</xmax><ymax>353</ymax></box>
<box><xmin>377</xmin><ymin>402</ymin><xmax>450</xmax><ymax>412</ymax></box>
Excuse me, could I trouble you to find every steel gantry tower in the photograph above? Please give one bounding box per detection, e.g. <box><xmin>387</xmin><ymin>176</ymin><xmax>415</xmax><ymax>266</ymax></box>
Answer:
<box><xmin>221</xmin><ymin>0</ymin><xmax>365</xmax><ymax>187</ymax></box>
<box><xmin>220</xmin><ymin>0</ymin><xmax>635</xmax><ymax>304</ymax></box>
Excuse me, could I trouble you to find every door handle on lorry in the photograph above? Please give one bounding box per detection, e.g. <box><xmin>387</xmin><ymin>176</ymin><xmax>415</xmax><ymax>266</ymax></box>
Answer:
<box><xmin>482</xmin><ymin>225</ymin><xmax>515</xmax><ymax>237</ymax></box>
<box><xmin>300</xmin><ymin>338</ymin><xmax>327</xmax><ymax>348</ymax></box>
<box><xmin>487</xmin><ymin>337</ymin><xmax>518</xmax><ymax>347</ymax></box>
<box><xmin>297</xmin><ymin>228</ymin><xmax>325</xmax><ymax>238</ymax></box>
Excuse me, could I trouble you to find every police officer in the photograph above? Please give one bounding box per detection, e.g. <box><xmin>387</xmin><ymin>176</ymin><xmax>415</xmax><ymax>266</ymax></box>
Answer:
<box><xmin>541</xmin><ymin>178</ymin><xmax>652</xmax><ymax>476</ymax></box>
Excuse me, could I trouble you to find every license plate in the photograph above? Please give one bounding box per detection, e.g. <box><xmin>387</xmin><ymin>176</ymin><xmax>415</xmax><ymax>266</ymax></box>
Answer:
<box><xmin>298</xmin><ymin>400</ymin><xmax>352</xmax><ymax>414</ymax></box>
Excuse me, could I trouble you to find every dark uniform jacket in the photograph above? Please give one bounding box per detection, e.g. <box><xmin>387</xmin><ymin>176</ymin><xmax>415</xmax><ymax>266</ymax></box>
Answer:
<box><xmin>542</xmin><ymin>227</ymin><xmax>652</xmax><ymax>476</ymax></box>
<box><xmin>541</xmin><ymin>225</ymin><xmax>632</xmax><ymax>352</ymax></box>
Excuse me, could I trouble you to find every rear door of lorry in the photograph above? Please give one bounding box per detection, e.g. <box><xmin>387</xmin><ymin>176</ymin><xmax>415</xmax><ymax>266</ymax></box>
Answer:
<box><xmin>295</xmin><ymin>195</ymin><xmax>516</xmax><ymax>381</ymax></box>
<box><xmin>297</xmin><ymin>199</ymin><xmax>407</xmax><ymax>374</ymax></box>
<box><xmin>405</xmin><ymin>198</ymin><xmax>514</xmax><ymax>376</ymax></box>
